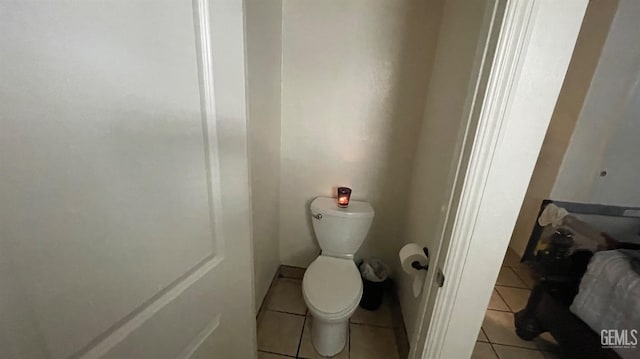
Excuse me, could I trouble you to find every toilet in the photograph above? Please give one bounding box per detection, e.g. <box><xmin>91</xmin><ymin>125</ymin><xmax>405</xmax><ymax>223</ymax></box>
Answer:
<box><xmin>302</xmin><ymin>196</ymin><xmax>375</xmax><ymax>357</ymax></box>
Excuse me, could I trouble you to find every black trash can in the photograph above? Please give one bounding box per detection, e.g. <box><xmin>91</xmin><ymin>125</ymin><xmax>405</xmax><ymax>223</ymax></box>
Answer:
<box><xmin>358</xmin><ymin>259</ymin><xmax>389</xmax><ymax>311</ymax></box>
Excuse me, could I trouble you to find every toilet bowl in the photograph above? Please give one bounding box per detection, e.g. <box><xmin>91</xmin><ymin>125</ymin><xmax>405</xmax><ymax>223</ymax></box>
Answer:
<box><xmin>302</xmin><ymin>197</ymin><xmax>374</xmax><ymax>357</ymax></box>
<box><xmin>303</xmin><ymin>255</ymin><xmax>363</xmax><ymax>356</ymax></box>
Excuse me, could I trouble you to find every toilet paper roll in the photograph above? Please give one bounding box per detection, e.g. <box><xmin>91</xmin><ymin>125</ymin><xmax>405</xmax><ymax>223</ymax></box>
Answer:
<box><xmin>399</xmin><ymin>243</ymin><xmax>429</xmax><ymax>274</ymax></box>
<box><xmin>413</xmin><ymin>271</ymin><xmax>427</xmax><ymax>298</ymax></box>
<box><xmin>399</xmin><ymin>243</ymin><xmax>430</xmax><ymax>297</ymax></box>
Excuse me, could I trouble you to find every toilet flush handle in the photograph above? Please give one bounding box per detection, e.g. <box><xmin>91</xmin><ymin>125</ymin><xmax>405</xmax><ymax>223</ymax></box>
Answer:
<box><xmin>311</xmin><ymin>213</ymin><xmax>323</xmax><ymax>220</ymax></box>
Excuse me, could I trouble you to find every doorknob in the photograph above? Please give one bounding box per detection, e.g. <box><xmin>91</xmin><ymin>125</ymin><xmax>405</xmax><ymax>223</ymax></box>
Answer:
<box><xmin>436</xmin><ymin>269</ymin><xmax>445</xmax><ymax>288</ymax></box>
<box><xmin>409</xmin><ymin>246</ymin><xmax>445</xmax><ymax>287</ymax></box>
<box><xmin>411</xmin><ymin>262</ymin><xmax>445</xmax><ymax>287</ymax></box>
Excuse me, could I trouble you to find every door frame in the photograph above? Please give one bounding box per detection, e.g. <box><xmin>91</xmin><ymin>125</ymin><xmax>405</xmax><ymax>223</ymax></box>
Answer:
<box><xmin>412</xmin><ymin>1</ymin><xmax>589</xmax><ymax>358</ymax></box>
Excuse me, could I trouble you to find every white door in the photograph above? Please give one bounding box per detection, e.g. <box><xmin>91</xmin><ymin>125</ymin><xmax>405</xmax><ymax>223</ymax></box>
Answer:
<box><xmin>405</xmin><ymin>0</ymin><xmax>504</xmax><ymax>356</ymax></box>
<box><xmin>0</xmin><ymin>1</ymin><xmax>256</xmax><ymax>358</ymax></box>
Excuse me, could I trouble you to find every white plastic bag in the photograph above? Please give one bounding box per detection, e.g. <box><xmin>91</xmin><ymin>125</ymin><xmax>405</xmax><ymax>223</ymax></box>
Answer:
<box><xmin>359</xmin><ymin>258</ymin><xmax>389</xmax><ymax>282</ymax></box>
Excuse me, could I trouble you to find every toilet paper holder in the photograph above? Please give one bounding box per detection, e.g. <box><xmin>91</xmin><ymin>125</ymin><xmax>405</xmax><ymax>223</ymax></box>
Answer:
<box><xmin>411</xmin><ymin>247</ymin><xmax>430</xmax><ymax>271</ymax></box>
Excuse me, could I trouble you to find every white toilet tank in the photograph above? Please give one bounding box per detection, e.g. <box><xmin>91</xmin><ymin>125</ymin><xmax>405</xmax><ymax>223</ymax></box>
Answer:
<box><xmin>310</xmin><ymin>197</ymin><xmax>374</xmax><ymax>257</ymax></box>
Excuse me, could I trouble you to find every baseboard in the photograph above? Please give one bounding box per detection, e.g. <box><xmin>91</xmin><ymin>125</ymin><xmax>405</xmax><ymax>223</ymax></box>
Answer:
<box><xmin>256</xmin><ymin>266</ymin><xmax>281</xmax><ymax>319</ymax></box>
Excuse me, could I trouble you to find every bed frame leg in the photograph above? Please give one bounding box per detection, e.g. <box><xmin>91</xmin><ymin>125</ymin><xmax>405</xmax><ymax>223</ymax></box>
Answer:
<box><xmin>515</xmin><ymin>284</ymin><xmax>545</xmax><ymax>340</ymax></box>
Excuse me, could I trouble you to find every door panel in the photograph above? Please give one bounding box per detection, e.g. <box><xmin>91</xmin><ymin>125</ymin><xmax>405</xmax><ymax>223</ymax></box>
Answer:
<box><xmin>402</xmin><ymin>0</ymin><xmax>502</xmax><ymax>355</ymax></box>
<box><xmin>0</xmin><ymin>1</ymin><xmax>254</xmax><ymax>358</ymax></box>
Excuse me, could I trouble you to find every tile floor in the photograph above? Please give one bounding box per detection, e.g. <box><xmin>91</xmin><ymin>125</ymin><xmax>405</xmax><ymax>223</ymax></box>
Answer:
<box><xmin>259</xmin><ymin>249</ymin><xmax>561</xmax><ymax>359</ymax></box>
<box><xmin>473</xmin><ymin>248</ymin><xmax>565</xmax><ymax>359</ymax></box>
<box><xmin>257</xmin><ymin>266</ymin><xmax>405</xmax><ymax>359</ymax></box>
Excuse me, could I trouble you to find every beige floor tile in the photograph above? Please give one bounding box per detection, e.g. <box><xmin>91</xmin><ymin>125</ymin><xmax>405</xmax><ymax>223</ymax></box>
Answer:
<box><xmin>257</xmin><ymin>310</ymin><xmax>305</xmax><ymax>356</ymax></box>
<box><xmin>267</xmin><ymin>278</ymin><xmax>307</xmax><ymax>315</ymax></box>
<box><xmin>395</xmin><ymin>326</ymin><xmax>410</xmax><ymax>359</ymax></box>
<box><xmin>280</xmin><ymin>266</ymin><xmax>306</xmax><ymax>280</ymax></box>
<box><xmin>472</xmin><ymin>342</ymin><xmax>498</xmax><ymax>359</ymax></box>
<box><xmin>258</xmin><ymin>351</ymin><xmax>293</xmax><ymax>359</ymax></box>
<box><xmin>488</xmin><ymin>289</ymin><xmax>510</xmax><ymax>311</ymax></box>
<box><xmin>478</xmin><ymin>328</ymin><xmax>489</xmax><ymax>342</ymax></box>
<box><xmin>388</xmin><ymin>294</ymin><xmax>410</xmax><ymax>359</ymax></box>
<box><xmin>542</xmin><ymin>350</ymin><xmax>567</xmax><ymax>359</ymax></box>
<box><xmin>495</xmin><ymin>267</ymin><xmax>527</xmax><ymax>288</ymax></box>
<box><xmin>493</xmin><ymin>345</ymin><xmax>546</xmax><ymax>359</ymax></box>
<box><xmin>534</xmin><ymin>332</ymin><xmax>560</xmax><ymax>352</ymax></box>
<box><xmin>511</xmin><ymin>263</ymin><xmax>538</xmax><ymax>289</ymax></box>
<box><xmin>502</xmin><ymin>248</ymin><xmax>521</xmax><ymax>267</ymax></box>
<box><xmin>350</xmin><ymin>323</ymin><xmax>399</xmax><ymax>359</ymax></box>
<box><xmin>350</xmin><ymin>298</ymin><xmax>393</xmax><ymax>327</ymax></box>
<box><xmin>482</xmin><ymin>310</ymin><xmax>537</xmax><ymax>349</ymax></box>
<box><xmin>298</xmin><ymin>317</ymin><xmax>348</xmax><ymax>359</ymax></box>
<box><xmin>495</xmin><ymin>286</ymin><xmax>531</xmax><ymax>312</ymax></box>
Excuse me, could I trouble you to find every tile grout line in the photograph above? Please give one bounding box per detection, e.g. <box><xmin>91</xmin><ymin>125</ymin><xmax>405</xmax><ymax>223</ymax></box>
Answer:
<box><xmin>488</xmin><ymin>287</ymin><xmax>511</xmax><ymax>312</ymax></box>
<box><xmin>488</xmin><ymin>340</ymin><xmax>549</xmax><ymax>352</ymax></box>
<box><xmin>348</xmin><ymin>322</ymin><xmax>351</xmax><ymax>359</ymax></box>
<box><xmin>295</xmin><ymin>313</ymin><xmax>307</xmax><ymax>359</ymax></box>
<box><xmin>494</xmin><ymin>283</ymin><xmax>530</xmax><ymax>290</ymax></box>
<box><xmin>258</xmin><ymin>349</ymin><xmax>296</xmax><ymax>358</ymax></box>
<box><xmin>505</xmin><ymin>263</ymin><xmax>536</xmax><ymax>290</ymax></box>
<box><xmin>480</xmin><ymin>327</ymin><xmax>490</xmax><ymax>343</ymax></box>
<box><xmin>491</xmin><ymin>342</ymin><xmax>550</xmax><ymax>353</ymax></box>
<box><xmin>487</xmin><ymin>308</ymin><xmax>513</xmax><ymax>314</ymax></box>
<box><xmin>501</xmin><ymin>342</ymin><xmax>551</xmax><ymax>351</ymax></box>
<box><xmin>266</xmin><ymin>308</ymin><xmax>307</xmax><ymax>317</ymax></box>
<box><xmin>498</xmin><ymin>266</ymin><xmax>529</xmax><ymax>288</ymax></box>
<box><xmin>493</xmin><ymin>288</ymin><xmax>515</xmax><ymax>313</ymax></box>
<box><xmin>488</xmin><ymin>342</ymin><xmax>500</xmax><ymax>358</ymax></box>
<box><xmin>258</xmin><ymin>267</ymin><xmax>283</xmax><ymax>318</ymax></box>
<box><xmin>349</xmin><ymin>321</ymin><xmax>396</xmax><ymax>329</ymax></box>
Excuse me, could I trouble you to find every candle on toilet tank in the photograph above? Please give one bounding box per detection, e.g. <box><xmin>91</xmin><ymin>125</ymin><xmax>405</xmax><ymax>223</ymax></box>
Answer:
<box><xmin>337</xmin><ymin>187</ymin><xmax>351</xmax><ymax>207</ymax></box>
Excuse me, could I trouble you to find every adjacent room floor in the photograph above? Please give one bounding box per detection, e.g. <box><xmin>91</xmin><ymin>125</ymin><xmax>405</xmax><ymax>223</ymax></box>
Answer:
<box><xmin>472</xmin><ymin>248</ymin><xmax>564</xmax><ymax>359</ymax></box>
<box><xmin>256</xmin><ymin>266</ymin><xmax>407</xmax><ymax>359</ymax></box>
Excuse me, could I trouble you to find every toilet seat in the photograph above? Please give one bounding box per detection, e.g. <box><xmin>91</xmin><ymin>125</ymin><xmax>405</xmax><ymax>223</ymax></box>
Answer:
<box><xmin>302</xmin><ymin>255</ymin><xmax>363</xmax><ymax>318</ymax></box>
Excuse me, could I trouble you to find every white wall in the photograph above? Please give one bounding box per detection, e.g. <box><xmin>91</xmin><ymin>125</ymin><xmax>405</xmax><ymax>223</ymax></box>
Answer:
<box><xmin>509</xmin><ymin>0</ymin><xmax>640</xmax><ymax>256</ymax></box>
<box><xmin>396</xmin><ymin>0</ymin><xmax>494</xmax><ymax>340</ymax></box>
<box><xmin>279</xmin><ymin>0</ymin><xmax>444</xmax><ymax>268</ymax></box>
<box><xmin>509</xmin><ymin>0</ymin><xmax>619</xmax><ymax>256</ymax></box>
<box><xmin>552</xmin><ymin>0</ymin><xmax>640</xmax><ymax>206</ymax></box>
<box><xmin>245</xmin><ymin>0</ymin><xmax>283</xmax><ymax>311</ymax></box>
<box><xmin>590</xmin><ymin>84</ymin><xmax>640</xmax><ymax>204</ymax></box>
<box><xmin>0</xmin><ymin>246</ymin><xmax>48</xmax><ymax>359</ymax></box>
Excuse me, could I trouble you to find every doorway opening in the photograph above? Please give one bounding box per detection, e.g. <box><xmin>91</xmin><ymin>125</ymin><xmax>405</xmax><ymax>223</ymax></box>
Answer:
<box><xmin>477</xmin><ymin>1</ymin><xmax>640</xmax><ymax>358</ymax></box>
<box><xmin>245</xmin><ymin>0</ymin><xmax>504</xmax><ymax>358</ymax></box>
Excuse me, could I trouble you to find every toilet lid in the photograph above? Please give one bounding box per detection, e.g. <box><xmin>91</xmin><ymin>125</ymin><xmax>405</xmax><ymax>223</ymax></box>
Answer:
<box><xmin>303</xmin><ymin>256</ymin><xmax>363</xmax><ymax>315</ymax></box>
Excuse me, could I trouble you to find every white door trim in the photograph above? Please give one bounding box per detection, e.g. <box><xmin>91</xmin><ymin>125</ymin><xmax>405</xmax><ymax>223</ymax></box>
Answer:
<box><xmin>413</xmin><ymin>0</ymin><xmax>589</xmax><ymax>358</ymax></box>
<box><xmin>418</xmin><ymin>1</ymin><xmax>534</xmax><ymax>357</ymax></box>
